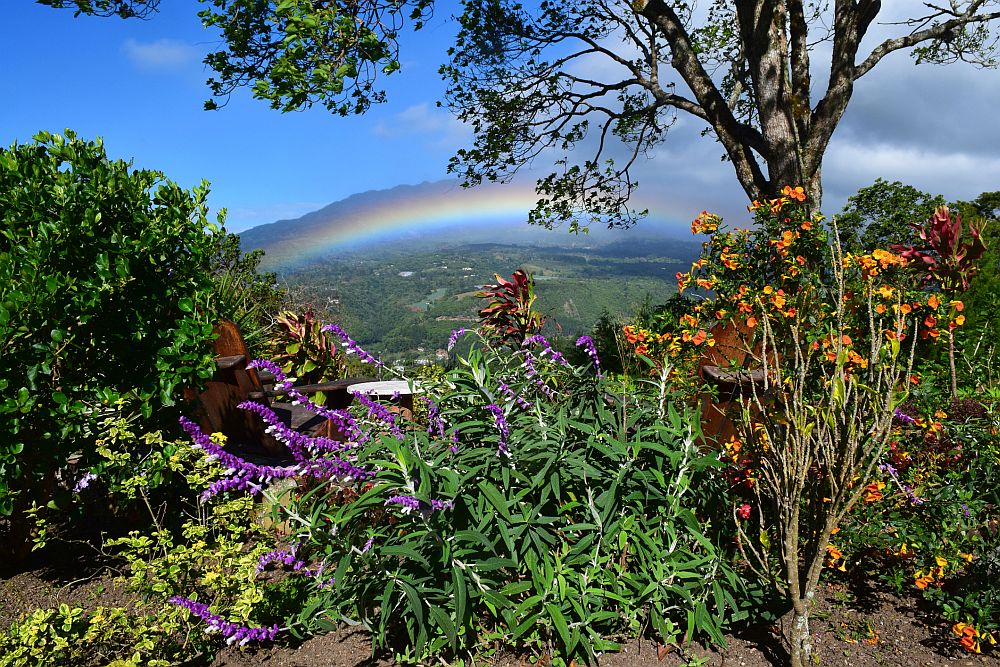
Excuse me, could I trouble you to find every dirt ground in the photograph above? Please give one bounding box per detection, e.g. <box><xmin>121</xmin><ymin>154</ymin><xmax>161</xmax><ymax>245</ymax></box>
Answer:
<box><xmin>2</xmin><ymin>562</ymin><xmax>997</xmax><ymax>667</ymax></box>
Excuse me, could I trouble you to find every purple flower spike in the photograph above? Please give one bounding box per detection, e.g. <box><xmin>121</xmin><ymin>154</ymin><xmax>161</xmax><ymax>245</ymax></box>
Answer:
<box><xmin>486</xmin><ymin>403</ymin><xmax>510</xmax><ymax>457</ymax></box>
<box><xmin>322</xmin><ymin>323</ymin><xmax>384</xmax><ymax>367</ymax></box>
<box><xmin>169</xmin><ymin>596</ymin><xmax>279</xmax><ymax>645</ymax></box>
<box><xmin>421</xmin><ymin>396</ymin><xmax>448</xmax><ymax>439</ymax></box>
<box><xmin>576</xmin><ymin>335</ymin><xmax>602</xmax><ymax>377</ymax></box>
<box><xmin>522</xmin><ymin>334</ymin><xmax>569</xmax><ymax>365</ymax></box>
<box><xmin>448</xmin><ymin>328</ymin><xmax>466</xmax><ymax>351</ymax></box>
<box><xmin>893</xmin><ymin>408</ymin><xmax>916</xmax><ymax>425</ymax></box>
<box><xmin>385</xmin><ymin>495</ymin><xmax>453</xmax><ymax>513</ymax></box>
<box><xmin>351</xmin><ymin>391</ymin><xmax>404</xmax><ymax>439</ymax></box>
<box><xmin>179</xmin><ymin>417</ymin><xmax>317</xmax><ymax>501</ymax></box>
<box><xmin>247</xmin><ymin>359</ymin><xmax>292</xmax><ymax>391</ymax></box>
<box><xmin>498</xmin><ymin>382</ymin><xmax>533</xmax><ymax>411</ymax></box>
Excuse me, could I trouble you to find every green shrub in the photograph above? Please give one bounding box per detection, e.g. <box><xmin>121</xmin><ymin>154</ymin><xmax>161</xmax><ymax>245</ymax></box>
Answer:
<box><xmin>0</xmin><ymin>130</ymin><xmax>220</xmax><ymax>559</ymax></box>
<box><xmin>177</xmin><ymin>329</ymin><xmax>748</xmax><ymax>664</ymax></box>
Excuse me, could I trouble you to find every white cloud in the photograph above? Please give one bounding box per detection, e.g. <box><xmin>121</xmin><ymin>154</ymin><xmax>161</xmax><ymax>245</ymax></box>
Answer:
<box><xmin>372</xmin><ymin>102</ymin><xmax>471</xmax><ymax>148</ymax></box>
<box><xmin>123</xmin><ymin>38</ymin><xmax>199</xmax><ymax>71</ymax></box>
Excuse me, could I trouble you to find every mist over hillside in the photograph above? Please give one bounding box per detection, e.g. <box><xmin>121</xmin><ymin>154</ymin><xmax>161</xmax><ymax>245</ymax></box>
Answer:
<box><xmin>237</xmin><ymin>180</ymin><xmax>702</xmax><ymax>360</ymax></box>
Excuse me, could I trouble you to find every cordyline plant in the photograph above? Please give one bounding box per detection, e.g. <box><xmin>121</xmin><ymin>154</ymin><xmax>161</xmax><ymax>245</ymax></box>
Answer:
<box><xmin>893</xmin><ymin>206</ymin><xmax>987</xmax><ymax>398</ymax></box>
<box><xmin>661</xmin><ymin>191</ymin><xmax>945</xmax><ymax>667</ymax></box>
<box><xmin>268</xmin><ymin>307</ymin><xmax>345</xmax><ymax>400</ymax></box>
<box><xmin>476</xmin><ymin>269</ymin><xmax>545</xmax><ymax>345</ymax></box>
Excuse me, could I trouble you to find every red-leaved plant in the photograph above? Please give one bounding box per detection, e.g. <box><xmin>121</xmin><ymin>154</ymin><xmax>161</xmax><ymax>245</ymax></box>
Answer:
<box><xmin>893</xmin><ymin>206</ymin><xmax>988</xmax><ymax>397</ymax></box>
<box><xmin>892</xmin><ymin>206</ymin><xmax>987</xmax><ymax>291</ymax></box>
<box><xmin>476</xmin><ymin>269</ymin><xmax>545</xmax><ymax>346</ymax></box>
<box><xmin>268</xmin><ymin>307</ymin><xmax>344</xmax><ymax>393</ymax></box>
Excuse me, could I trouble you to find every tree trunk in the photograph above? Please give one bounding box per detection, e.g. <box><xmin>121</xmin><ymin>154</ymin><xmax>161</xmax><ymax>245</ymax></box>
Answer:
<box><xmin>789</xmin><ymin>607</ymin><xmax>813</xmax><ymax>667</ymax></box>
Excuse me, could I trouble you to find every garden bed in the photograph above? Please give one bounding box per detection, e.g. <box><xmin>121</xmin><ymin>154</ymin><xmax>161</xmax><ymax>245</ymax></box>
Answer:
<box><xmin>3</xmin><ymin>563</ymin><xmax>993</xmax><ymax>667</ymax></box>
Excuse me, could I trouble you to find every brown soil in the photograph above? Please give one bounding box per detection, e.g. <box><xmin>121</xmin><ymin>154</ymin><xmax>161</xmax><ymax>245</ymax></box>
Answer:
<box><xmin>3</xmin><ymin>564</ymin><xmax>997</xmax><ymax>667</ymax></box>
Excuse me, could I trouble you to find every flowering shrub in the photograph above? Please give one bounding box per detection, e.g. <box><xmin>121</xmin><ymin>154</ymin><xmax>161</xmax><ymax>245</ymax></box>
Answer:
<box><xmin>631</xmin><ymin>187</ymin><xmax>974</xmax><ymax>666</ymax></box>
<box><xmin>173</xmin><ymin>327</ymin><xmax>747</xmax><ymax>664</ymax></box>
<box><xmin>835</xmin><ymin>402</ymin><xmax>1000</xmax><ymax>655</ymax></box>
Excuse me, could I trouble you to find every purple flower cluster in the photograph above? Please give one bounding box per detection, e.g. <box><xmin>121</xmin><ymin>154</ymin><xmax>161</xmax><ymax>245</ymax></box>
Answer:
<box><xmin>237</xmin><ymin>402</ymin><xmax>371</xmax><ymax>482</ymax></box>
<box><xmin>351</xmin><ymin>390</ymin><xmax>404</xmax><ymax>439</ymax></box>
<box><xmin>385</xmin><ymin>495</ymin><xmax>454</xmax><ymax>512</ymax></box>
<box><xmin>878</xmin><ymin>462</ymin><xmax>925</xmax><ymax>505</ymax></box>
<box><xmin>169</xmin><ymin>596</ymin><xmax>279</xmax><ymax>645</ymax></box>
<box><xmin>576</xmin><ymin>335</ymin><xmax>602</xmax><ymax>377</ymax></box>
<box><xmin>893</xmin><ymin>408</ymin><xmax>917</xmax><ymax>425</ymax></box>
<box><xmin>73</xmin><ymin>472</ymin><xmax>96</xmax><ymax>493</ymax></box>
<box><xmin>179</xmin><ymin>417</ymin><xmax>302</xmax><ymax>500</ymax></box>
<box><xmin>241</xmin><ymin>375</ymin><xmax>368</xmax><ymax>445</ymax></box>
<box><xmin>256</xmin><ymin>545</ymin><xmax>333</xmax><ymax>585</ymax></box>
<box><xmin>322</xmin><ymin>323</ymin><xmax>384</xmax><ymax>367</ymax></box>
<box><xmin>447</xmin><ymin>327</ymin><xmax>466</xmax><ymax>351</ymax></box>
<box><xmin>521</xmin><ymin>353</ymin><xmax>555</xmax><ymax>400</ymax></box>
<box><xmin>498</xmin><ymin>382</ymin><xmax>532</xmax><ymax>410</ymax></box>
<box><xmin>257</xmin><ymin>547</ymin><xmax>307</xmax><ymax>573</ymax></box>
<box><xmin>522</xmin><ymin>334</ymin><xmax>568</xmax><ymax>365</ymax></box>
<box><xmin>487</xmin><ymin>403</ymin><xmax>510</xmax><ymax>457</ymax></box>
<box><xmin>421</xmin><ymin>396</ymin><xmax>448</xmax><ymax>440</ymax></box>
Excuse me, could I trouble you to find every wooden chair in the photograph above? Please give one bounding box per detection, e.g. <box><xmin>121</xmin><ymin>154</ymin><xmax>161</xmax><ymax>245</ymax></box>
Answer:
<box><xmin>195</xmin><ymin>320</ymin><xmax>373</xmax><ymax>456</ymax></box>
<box><xmin>697</xmin><ymin>318</ymin><xmax>770</xmax><ymax>447</ymax></box>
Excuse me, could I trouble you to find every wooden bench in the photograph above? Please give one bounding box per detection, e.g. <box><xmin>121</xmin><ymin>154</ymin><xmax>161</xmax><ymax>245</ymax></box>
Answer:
<box><xmin>194</xmin><ymin>320</ymin><xmax>373</xmax><ymax>456</ymax></box>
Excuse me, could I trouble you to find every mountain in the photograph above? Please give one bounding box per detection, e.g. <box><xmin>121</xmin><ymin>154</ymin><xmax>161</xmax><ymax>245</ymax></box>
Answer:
<box><xmin>237</xmin><ymin>180</ymin><xmax>702</xmax><ymax>360</ymax></box>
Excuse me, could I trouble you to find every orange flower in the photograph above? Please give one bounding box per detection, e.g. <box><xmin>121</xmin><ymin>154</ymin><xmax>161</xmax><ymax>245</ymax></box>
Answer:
<box><xmin>691</xmin><ymin>329</ymin><xmax>708</xmax><ymax>346</ymax></box>
<box><xmin>952</xmin><ymin>300</ymin><xmax>964</xmax><ymax>312</ymax></box>
<box><xmin>927</xmin><ymin>294</ymin><xmax>940</xmax><ymax>309</ymax></box>
<box><xmin>800</xmin><ymin>220</ymin><xmax>812</xmax><ymax>231</ymax></box>
<box><xmin>864</xmin><ymin>481</ymin><xmax>885</xmax><ymax>502</ymax></box>
<box><xmin>875</xmin><ymin>303</ymin><xmax>886</xmax><ymax>314</ymax></box>
<box><xmin>781</xmin><ymin>185</ymin><xmax>807</xmax><ymax>202</ymax></box>
<box><xmin>914</xmin><ymin>572</ymin><xmax>934</xmax><ymax>589</ymax></box>
<box><xmin>746</xmin><ymin>316</ymin><xmax>758</xmax><ymax>329</ymax></box>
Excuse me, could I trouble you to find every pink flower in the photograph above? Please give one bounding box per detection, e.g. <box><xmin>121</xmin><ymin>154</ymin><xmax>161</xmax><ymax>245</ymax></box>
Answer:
<box><xmin>737</xmin><ymin>503</ymin><xmax>752</xmax><ymax>519</ymax></box>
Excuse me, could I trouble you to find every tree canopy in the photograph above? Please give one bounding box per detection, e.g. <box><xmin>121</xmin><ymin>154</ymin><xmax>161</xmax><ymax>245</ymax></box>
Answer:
<box><xmin>42</xmin><ymin>0</ymin><xmax>1000</xmax><ymax>226</ymax></box>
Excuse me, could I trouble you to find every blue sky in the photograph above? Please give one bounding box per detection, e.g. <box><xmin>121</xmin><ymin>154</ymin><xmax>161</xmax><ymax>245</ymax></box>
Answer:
<box><xmin>4</xmin><ymin>1</ymin><xmax>478</xmax><ymax>231</ymax></box>
<box><xmin>3</xmin><ymin>2</ymin><xmax>999</xmax><ymax>233</ymax></box>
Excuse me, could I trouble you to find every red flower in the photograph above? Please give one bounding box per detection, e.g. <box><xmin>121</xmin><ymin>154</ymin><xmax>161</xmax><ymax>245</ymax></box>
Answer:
<box><xmin>737</xmin><ymin>503</ymin><xmax>752</xmax><ymax>519</ymax></box>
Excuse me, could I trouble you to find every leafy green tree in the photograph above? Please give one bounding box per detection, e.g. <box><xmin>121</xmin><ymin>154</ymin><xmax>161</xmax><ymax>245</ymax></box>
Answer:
<box><xmin>443</xmin><ymin>1</ymin><xmax>1000</xmax><ymax>226</ymax></box>
<box><xmin>836</xmin><ymin>178</ymin><xmax>947</xmax><ymax>252</ymax></box>
<box><xmin>0</xmin><ymin>130</ymin><xmax>221</xmax><ymax>561</ymax></box>
<box><xmin>42</xmin><ymin>0</ymin><xmax>433</xmax><ymax>115</ymax></box>
<box><xmin>42</xmin><ymin>2</ymin><xmax>1000</xmax><ymax>221</ymax></box>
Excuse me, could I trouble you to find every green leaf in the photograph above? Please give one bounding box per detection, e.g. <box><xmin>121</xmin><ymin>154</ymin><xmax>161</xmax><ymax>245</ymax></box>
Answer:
<box><xmin>178</xmin><ymin>297</ymin><xmax>194</xmax><ymax>312</ymax></box>
<box><xmin>546</xmin><ymin>602</ymin><xmax>572</xmax><ymax>651</ymax></box>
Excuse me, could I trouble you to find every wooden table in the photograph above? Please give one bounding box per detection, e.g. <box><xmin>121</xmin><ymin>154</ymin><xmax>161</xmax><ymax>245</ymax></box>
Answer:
<box><xmin>349</xmin><ymin>380</ymin><xmax>418</xmax><ymax>421</ymax></box>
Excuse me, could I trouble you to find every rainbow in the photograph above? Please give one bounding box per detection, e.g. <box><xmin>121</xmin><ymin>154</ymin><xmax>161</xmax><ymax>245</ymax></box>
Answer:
<box><xmin>245</xmin><ymin>180</ymin><xmax>693</xmax><ymax>270</ymax></box>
